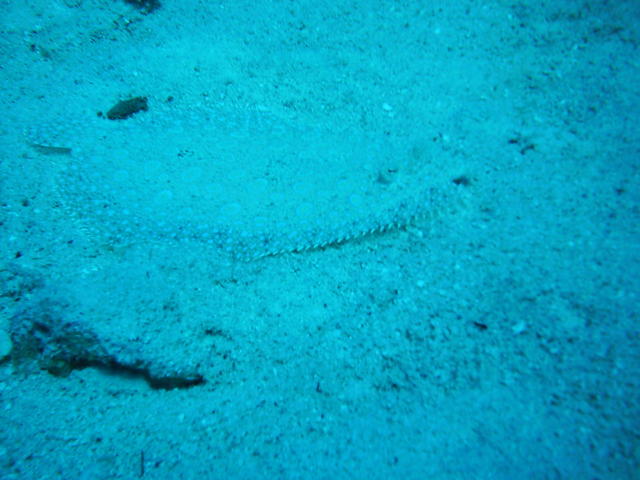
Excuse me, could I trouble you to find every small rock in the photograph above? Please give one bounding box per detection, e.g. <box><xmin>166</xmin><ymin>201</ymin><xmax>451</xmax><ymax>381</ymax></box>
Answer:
<box><xmin>106</xmin><ymin>96</ymin><xmax>149</xmax><ymax>120</ymax></box>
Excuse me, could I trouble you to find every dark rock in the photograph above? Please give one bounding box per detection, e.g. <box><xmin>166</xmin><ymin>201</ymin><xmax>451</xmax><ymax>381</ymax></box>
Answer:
<box><xmin>123</xmin><ymin>0</ymin><xmax>161</xmax><ymax>14</ymax></box>
<box><xmin>106</xmin><ymin>96</ymin><xmax>149</xmax><ymax>120</ymax></box>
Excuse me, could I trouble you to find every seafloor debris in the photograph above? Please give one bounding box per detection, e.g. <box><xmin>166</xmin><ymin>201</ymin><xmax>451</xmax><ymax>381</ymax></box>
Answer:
<box><xmin>105</xmin><ymin>96</ymin><xmax>149</xmax><ymax>120</ymax></box>
<box><xmin>123</xmin><ymin>0</ymin><xmax>161</xmax><ymax>14</ymax></box>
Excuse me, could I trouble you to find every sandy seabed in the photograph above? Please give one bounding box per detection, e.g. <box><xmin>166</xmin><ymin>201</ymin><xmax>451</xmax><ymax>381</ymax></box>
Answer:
<box><xmin>1</xmin><ymin>1</ymin><xmax>639</xmax><ymax>479</ymax></box>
